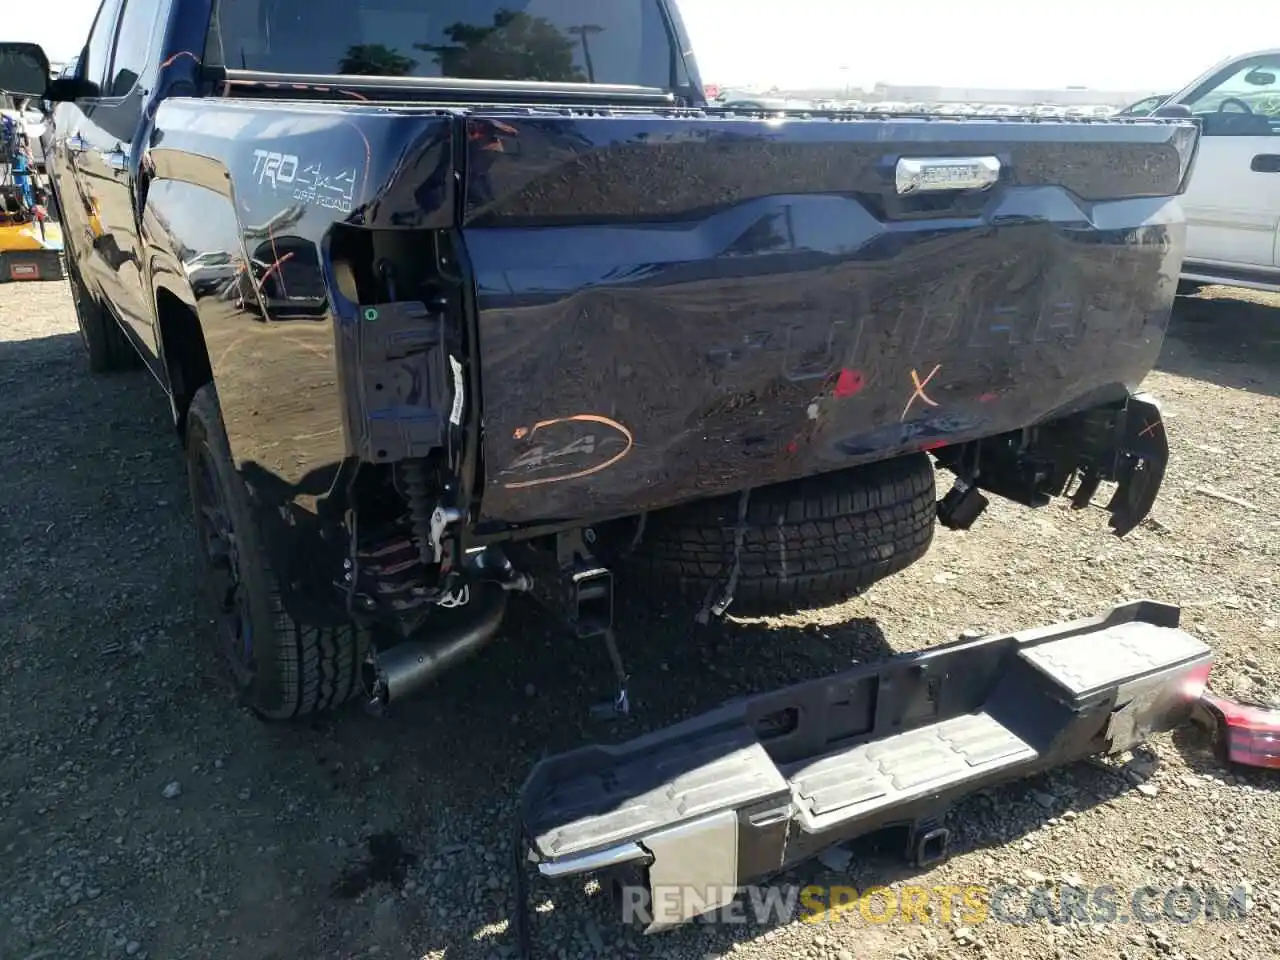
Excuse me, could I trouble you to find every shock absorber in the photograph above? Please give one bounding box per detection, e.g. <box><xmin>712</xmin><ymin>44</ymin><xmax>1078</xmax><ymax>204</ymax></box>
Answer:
<box><xmin>401</xmin><ymin>459</ymin><xmax>436</xmax><ymax>567</ymax></box>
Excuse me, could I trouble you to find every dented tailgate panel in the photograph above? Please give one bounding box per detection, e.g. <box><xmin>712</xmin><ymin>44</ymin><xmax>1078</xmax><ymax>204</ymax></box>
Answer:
<box><xmin>461</xmin><ymin>116</ymin><xmax>1190</xmax><ymax>528</ymax></box>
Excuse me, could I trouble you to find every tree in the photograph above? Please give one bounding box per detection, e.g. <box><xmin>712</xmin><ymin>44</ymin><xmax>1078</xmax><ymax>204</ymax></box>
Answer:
<box><xmin>417</xmin><ymin>9</ymin><xmax>585</xmax><ymax>82</ymax></box>
<box><xmin>338</xmin><ymin>44</ymin><xmax>418</xmax><ymax>77</ymax></box>
<box><xmin>566</xmin><ymin>24</ymin><xmax>603</xmax><ymax>83</ymax></box>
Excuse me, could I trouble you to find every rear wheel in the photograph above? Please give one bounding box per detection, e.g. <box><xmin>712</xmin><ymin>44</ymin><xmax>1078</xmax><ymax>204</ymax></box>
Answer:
<box><xmin>66</xmin><ymin>258</ymin><xmax>139</xmax><ymax>373</ymax></box>
<box><xmin>624</xmin><ymin>454</ymin><xmax>937</xmax><ymax>616</ymax></box>
<box><xmin>185</xmin><ymin>385</ymin><xmax>366</xmax><ymax>719</ymax></box>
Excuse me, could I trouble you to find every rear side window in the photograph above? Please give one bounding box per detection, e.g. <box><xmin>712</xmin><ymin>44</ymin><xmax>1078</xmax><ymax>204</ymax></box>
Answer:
<box><xmin>107</xmin><ymin>0</ymin><xmax>163</xmax><ymax>97</ymax></box>
<box><xmin>84</xmin><ymin>0</ymin><xmax>125</xmax><ymax>87</ymax></box>
<box><xmin>207</xmin><ymin>0</ymin><xmax>676</xmax><ymax>88</ymax></box>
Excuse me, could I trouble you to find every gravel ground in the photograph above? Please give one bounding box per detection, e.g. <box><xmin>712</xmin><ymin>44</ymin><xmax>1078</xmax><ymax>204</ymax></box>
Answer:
<box><xmin>0</xmin><ymin>280</ymin><xmax>1277</xmax><ymax>960</ymax></box>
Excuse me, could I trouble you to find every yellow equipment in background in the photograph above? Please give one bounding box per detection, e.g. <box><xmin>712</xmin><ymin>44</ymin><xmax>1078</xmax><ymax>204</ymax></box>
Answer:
<box><xmin>1</xmin><ymin>90</ymin><xmax>64</xmax><ymax>282</ymax></box>
<box><xmin>0</xmin><ymin>214</ymin><xmax>64</xmax><ymax>280</ymax></box>
<box><xmin>0</xmin><ymin>209</ymin><xmax>63</xmax><ymax>281</ymax></box>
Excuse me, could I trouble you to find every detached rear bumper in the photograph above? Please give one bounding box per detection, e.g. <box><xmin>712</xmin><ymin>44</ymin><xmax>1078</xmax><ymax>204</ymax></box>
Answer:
<box><xmin>519</xmin><ymin>602</ymin><xmax>1213</xmax><ymax>931</ymax></box>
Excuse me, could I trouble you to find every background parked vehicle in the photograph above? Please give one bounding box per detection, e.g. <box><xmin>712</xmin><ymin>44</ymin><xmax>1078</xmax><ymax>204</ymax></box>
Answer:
<box><xmin>1119</xmin><ymin>92</ymin><xmax>1172</xmax><ymax>116</ymax></box>
<box><xmin>720</xmin><ymin>96</ymin><xmax>814</xmax><ymax>112</ymax></box>
<box><xmin>1159</xmin><ymin>50</ymin><xmax>1280</xmax><ymax>293</ymax></box>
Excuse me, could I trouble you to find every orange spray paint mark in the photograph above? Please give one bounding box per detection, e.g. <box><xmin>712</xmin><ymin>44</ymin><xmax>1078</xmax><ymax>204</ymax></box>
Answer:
<box><xmin>502</xmin><ymin>415</ymin><xmax>634</xmax><ymax>489</ymax></box>
<box><xmin>901</xmin><ymin>363</ymin><xmax>942</xmax><ymax>422</ymax></box>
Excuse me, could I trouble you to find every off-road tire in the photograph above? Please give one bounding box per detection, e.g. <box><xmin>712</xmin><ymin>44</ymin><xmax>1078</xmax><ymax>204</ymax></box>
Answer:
<box><xmin>626</xmin><ymin>454</ymin><xmax>937</xmax><ymax>616</ymax></box>
<box><xmin>185</xmin><ymin>385</ymin><xmax>366</xmax><ymax>720</ymax></box>
<box><xmin>66</xmin><ymin>257</ymin><xmax>139</xmax><ymax>373</ymax></box>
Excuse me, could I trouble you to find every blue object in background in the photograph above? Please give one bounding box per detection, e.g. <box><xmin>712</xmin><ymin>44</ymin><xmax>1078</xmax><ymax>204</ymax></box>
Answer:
<box><xmin>13</xmin><ymin>153</ymin><xmax>34</xmax><ymax>208</ymax></box>
<box><xmin>2</xmin><ymin>113</ymin><xmax>35</xmax><ymax>207</ymax></box>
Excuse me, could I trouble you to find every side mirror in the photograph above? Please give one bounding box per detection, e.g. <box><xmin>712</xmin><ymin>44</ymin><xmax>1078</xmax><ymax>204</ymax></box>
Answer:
<box><xmin>0</xmin><ymin>41</ymin><xmax>52</xmax><ymax>97</ymax></box>
<box><xmin>45</xmin><ymin>76</ymin><xmax>100</xmax><ymax>102</ymax></box>
<box><xmin>1152</xmin><ymin>103</ymin><xmax>1193</xmax><ymax>119</ymax></box>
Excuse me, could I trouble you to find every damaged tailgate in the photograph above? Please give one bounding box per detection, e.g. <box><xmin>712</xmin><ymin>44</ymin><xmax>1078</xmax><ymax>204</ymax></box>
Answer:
<box><xmin>462</xmin><ymin>114</ymin><xmax>1197</xmax><ymax>527</ymax></box>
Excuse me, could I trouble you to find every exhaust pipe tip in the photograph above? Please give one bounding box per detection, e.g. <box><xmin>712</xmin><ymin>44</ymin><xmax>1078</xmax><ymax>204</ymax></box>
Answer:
<box><xmin>374</xmin><ymin>584</ymin><xmax>509</xmax><ymax>704</ymax></box>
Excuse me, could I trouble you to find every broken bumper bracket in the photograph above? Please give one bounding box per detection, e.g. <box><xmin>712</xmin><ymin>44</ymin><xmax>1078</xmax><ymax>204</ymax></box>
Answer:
<box><xmin>1100</xmin><ymin>392</ymin><xmax>1168</xmax><ymax>537</ymax></box>
<box><xmin>517</xmin><ymin>601</ymin><xmax>1213</xmax><ymax>933</ymax></box>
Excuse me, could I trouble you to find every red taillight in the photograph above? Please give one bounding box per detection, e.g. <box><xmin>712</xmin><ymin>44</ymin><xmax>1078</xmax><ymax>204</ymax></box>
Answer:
<box><xmin>1199</xmin><ymin>694</ymin><xmax>1280</xmax><ymax>770</ymax></box>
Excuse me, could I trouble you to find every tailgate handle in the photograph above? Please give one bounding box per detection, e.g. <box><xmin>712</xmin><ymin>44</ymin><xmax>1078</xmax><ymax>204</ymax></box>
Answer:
<box><xmin>1251</xmin><ymin>154</ymin><xmax>1280</xmax><ymax>173</ymax></box>
<box><xmin>896</xmin><ymin>156</ymin><xmax>1001</xmax><ymax>195</ymax></box>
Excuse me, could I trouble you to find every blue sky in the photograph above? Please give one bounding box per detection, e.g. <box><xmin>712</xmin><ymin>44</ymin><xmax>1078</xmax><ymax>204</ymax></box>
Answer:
<box><xmin>31</xmin><ymin>0</ymin><xmax>1274</xmax><ymax>91</ymax></box>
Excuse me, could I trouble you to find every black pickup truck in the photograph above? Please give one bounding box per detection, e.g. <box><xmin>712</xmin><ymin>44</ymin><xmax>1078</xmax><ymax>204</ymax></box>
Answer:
<box><xmin>12</xmin><ymin>2</ymin><xmax>1240</xmax><ymax>933</ymax></box>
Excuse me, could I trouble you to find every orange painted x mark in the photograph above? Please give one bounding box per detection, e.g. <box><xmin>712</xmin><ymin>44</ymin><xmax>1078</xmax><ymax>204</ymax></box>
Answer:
<box><xmin>901</xmin><ymin>363</ymin><xmax>942</xmax><ymax>422</ymax></box>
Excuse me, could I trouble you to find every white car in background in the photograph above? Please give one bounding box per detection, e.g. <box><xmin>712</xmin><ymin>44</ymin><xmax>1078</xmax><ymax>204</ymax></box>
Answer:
<box><xmin>1159</xmin><ymin>49</ymin><xmax>1280</xmax><ymax>293</ymax></box>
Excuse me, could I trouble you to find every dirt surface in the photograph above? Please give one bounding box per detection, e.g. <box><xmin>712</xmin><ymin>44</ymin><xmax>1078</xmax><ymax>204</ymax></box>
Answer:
<box><xmin>1</xmin><ymin>280</ymin><xmax>1277</xmax><ymax>960</ymax></box>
